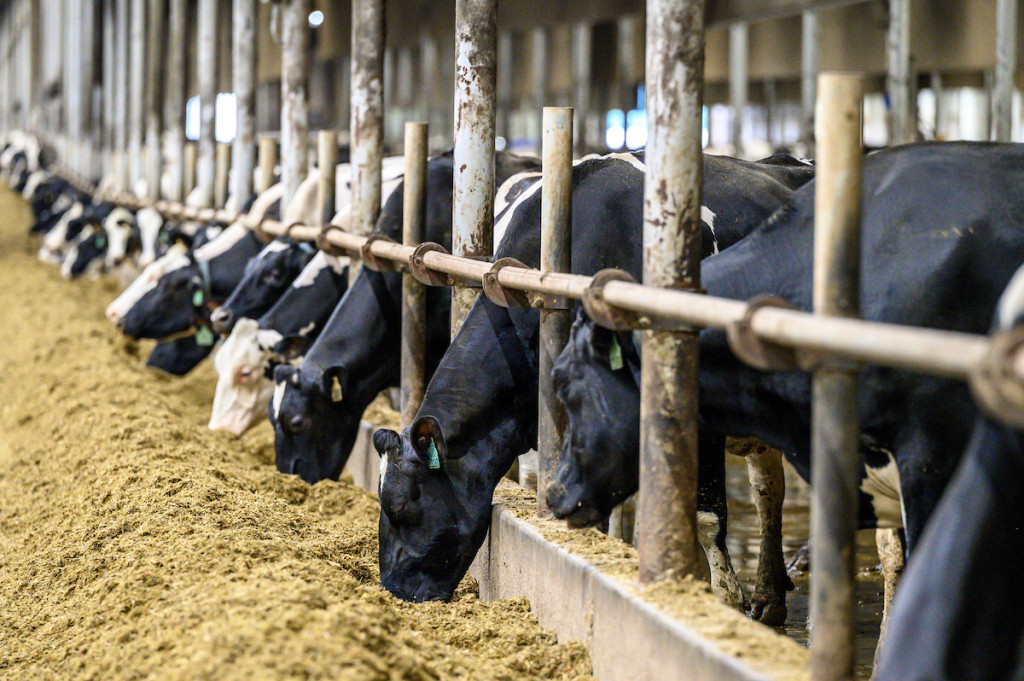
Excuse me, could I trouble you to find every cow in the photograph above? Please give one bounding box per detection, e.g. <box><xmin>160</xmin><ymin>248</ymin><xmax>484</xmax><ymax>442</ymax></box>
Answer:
<box><xmin>208</xmin><ymin>250</ymin><xmax>351</xmax><ymax>435</ymax></box>
<box><xmin>370</xmin><ymin>150</ymin><xmax>815</xmax><ymax>604</ymax></box>
<box><xmin>542</xmin><ymin>142</ymin><xmax>1024</xmax><ymax>630</ymax></box>
<box><xmin>270</xmin><ymin>150</ymin><xmax>542</xmax><ymax>484</ymax></box>
<box><xmin>60</xmin><ymin>206</ymin><xmax>139</xmax><ymax>280</ymax></box>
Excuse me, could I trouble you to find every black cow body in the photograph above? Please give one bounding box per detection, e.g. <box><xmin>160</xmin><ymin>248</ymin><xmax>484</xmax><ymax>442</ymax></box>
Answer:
<box><xmin>272</xmin><ymin>150</ymin><xmax>540</xmax><ymax>484</ymax></box>
<box><xmin>372</xmin><ymin>151</ymin><xmax>815</xmax><ymax>603</ymax></box>
<box><xmin>548</xmin><ymin>142</ymin><xmax>1024</xmax><ymax>620</ymax></box>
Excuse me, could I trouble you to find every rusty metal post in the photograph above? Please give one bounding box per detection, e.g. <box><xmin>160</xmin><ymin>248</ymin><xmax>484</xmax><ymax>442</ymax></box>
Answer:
<box><xmin>102</xmin><ymin>0</ymin><xmax>116</xmax><ymax>168</ymax></box>
<box><xmin>496</xmin><ymin>30</ymin><xmax>512</xmax><ymax>140</ymax></box>
<box><xmin>801</xmin><ymin>10</ymin><xmax>819</xmax><ymax>156</ymax></box>
<box><xmin>257</xmin><ymin>136</ymin><xmax>277</xmax><ymax>194</ymax></box>
<box><xmin>128</xmin><ymin>0</ymin><xmax>146</xmax><ymax>185</ymax></box>
<box><xmin>281</xmin><ymin>0</ymin><xmax>310</xmax><ymax>210</ymax></box>
<box><xmin>530</xmin><ymin>27</ymin><xmax>549</xmax><ymax>150</ymax></box>
<box><xmin>144</xmin><ymin>0</ymin><xmax>165</xmax><ymax>199</ymax></box>
<box><xmin>993</xmin><ymin>0</ymin><xmax>1018</xmax><ymax>142</ymax></box>
<box><xmin>317</xmin><ymin>131</ymin><xmax>338</xmax><ymax>226</ymax></box>
<box><xmin>196</xmin><ymin>0</ymin><xmax>218</xmax><ymax>207</ymax></box>
<box><xmin>350</xmin><ymin>0</ymin><xmax>385</xmax><ymax>251</ymax></box>
<box><xmin>401</xmin><ymin>122</ymin><xmax>429</xmax><ymax>426</ymax></box>
<box><xmin>887</xmin><ymin>0</ymin><xmax>913</xmax><ymax>145</ymax></box>
<box><xmin>114</xmin><ymin>0</ymin><xmax>130</xmax><ymax>190</ymax></box>
<box><xmin>572</xmin><ymin>23</ymin><xmax>592</xmax><ymax>151</ymax></box>
<box><xmin>537</xmin><ymin>107</ymin><xmax>573</xmax><ymax>517</ymax></box>
<box><xmin>637</xmin><ymin>0</ymin><xmax>705</xmax><ymax>584</ymax></box>
<box><xmin>183</xmin><ymin>141</ymin><xmax>197</xmax><ymax>196</ymax></box>
<box><xmin>233</xmin><ymin>0</ymin><xmax>257</xmax><ymax>206</ymax></box>
<box><xmin>809</xmin><ymin>73</ymin><xmax>864</xmax><ymax>681</ymax></box>
<box><xmin>729</xmin><ymin>22</ymin><xmax>748</xmax><ymax>156</ymax></box>
<box><xmin>214</xmin><ymin>142</ymin><xmax>231</xmax><ymax>208</ymax></box>
<box><xmin>164</xmin><ymin>0</ymin><xmax>186</xmax><ymax>202</ymax></box>
<box><xmin>80</xmin><ymin>0</ymin><xmax>97</xmax><ymax>176</ymax></box>
<box><xmin>451</xmin><ymin>0</ymin><xmax>497</xmax><ymax>337</ymax></box>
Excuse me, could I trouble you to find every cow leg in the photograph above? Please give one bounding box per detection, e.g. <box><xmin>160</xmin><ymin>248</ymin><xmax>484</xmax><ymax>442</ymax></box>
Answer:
<box><xmin>873</xmin><ymin>527</ymin><xmax>906</xmax><ymax>667</ymax></box>
<box><xmin>745</xmin><ymin>443</ymin><xmax>793</xmax><ymax>625</ymax></box>
<box><xmin>698</xmin><ymin>431</ymin><xmax>747</xmax><ymax>611</ymax></box>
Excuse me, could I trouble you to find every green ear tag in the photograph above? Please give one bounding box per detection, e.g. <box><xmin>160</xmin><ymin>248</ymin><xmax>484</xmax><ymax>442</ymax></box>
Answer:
<box><xmin>192</xmin><ymin>289</ymin><xmax>204</xmax><ymax>306</ymax></box>
<box><xmin>96</xmin><ymin>235</ymin><xmax>106</xmax><ymax>249</ymax></box>
<box><xmin>609</xmin><ymin>335</ymin><xmax>624</xmax><ymax>371</ymax></box>
<box><xmin>330</xmin><ymin>375</ymin><xmax>343</xmax><ymax>402</ymax></box>
<box><xmin>427</xmin><ymin>439</ymin><xmax>441</xmax><ymax>470</ymax></box>
<box><xmin>195</xmin><ymin>326</ymin><xmax>215</xmax><ymax>346</ymax></box>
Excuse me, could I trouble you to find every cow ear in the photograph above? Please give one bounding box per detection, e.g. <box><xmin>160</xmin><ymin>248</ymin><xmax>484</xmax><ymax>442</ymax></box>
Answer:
<box><xmin>410</xmin><ymin>415</ymin><xmax>450</xmax><ymax>469</ymax></box>
<box><xmin>272</xmin><ymin>363</ymin><xmax>297</xmax><ymax>386</ymax></box>
<box><xmin>372</xmin><ymin>429</ymin><xmax>401</xmax><ymax>456</ymax></box>
<box><xmin>275</xmin><ymin>335</ymin><xmax>310</xmax><ymax>361</ymax></box>
<box><xmin>320</xmin><ymin>365</ymin><xmax>347</xmax><ymax>402</ymax></box>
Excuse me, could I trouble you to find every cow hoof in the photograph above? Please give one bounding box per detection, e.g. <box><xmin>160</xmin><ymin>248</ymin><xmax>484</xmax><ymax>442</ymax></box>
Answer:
<box><xmin>749</xmin><ymin>595</ymin><xmax>788</xmax><ymax>626</ymax></box>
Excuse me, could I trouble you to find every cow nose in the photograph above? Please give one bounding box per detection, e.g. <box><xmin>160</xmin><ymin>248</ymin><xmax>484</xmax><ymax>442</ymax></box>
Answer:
<box><xmin>210</xmin><ymin>307</ymin><xmax>233</xmax><ymax>335</ymax></box>
<box><xmin>287</xmin><ymin>413</ymin><xmax>311</xmax><ymax>434</ymax></box>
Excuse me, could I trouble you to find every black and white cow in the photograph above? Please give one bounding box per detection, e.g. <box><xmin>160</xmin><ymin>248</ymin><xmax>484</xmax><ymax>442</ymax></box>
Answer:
<box><xmin>874</xmin><ymin>270</ymin><xmax>1024</xmax><ymax>681</ymax></box>
<box><xmin>544</xmin><ymin>142</ymin><xmax>1024</xmax><ymax>626</ymax></box>
<box><xmin>270</xmin><ymin>150</ymin><xmax>541</xmax><ymax>484</ymax></box>
<box><xmin>371</xmin><ymin>151</ymin><xmax>815</xmax><ymax>604</ymax></box>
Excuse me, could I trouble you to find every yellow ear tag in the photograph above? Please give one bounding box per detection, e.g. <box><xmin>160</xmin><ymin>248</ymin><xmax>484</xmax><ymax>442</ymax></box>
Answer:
<box><xmin>427</xmin><ymin>439</ymin><xmax>441</xmax><ymax>470</ymax></box>
<box><xmin>330</xmin><ymin>375</ymin><xmax>343</xmax><ymax>402</ymax></box>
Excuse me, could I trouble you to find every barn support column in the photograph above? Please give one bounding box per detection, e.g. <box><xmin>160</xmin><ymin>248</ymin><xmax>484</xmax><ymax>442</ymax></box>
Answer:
<box><xmin>282</xmin><ymin>0</ymin><xmax>311</xmax><ymax>211</ymax></box>
<box><xmin>196</xmin><ymin>0</ymin><xmax>219</xmax><ymax>207</ymax></box>
<box><xmin>350</xmin><ymin>0</ymin><xmax>384</xmax><ymax>261</ymax></box>
<box><xmin>450</xmin><ymin>0</ymin><xmax>496</xmax><ymax>336</ymax></box>
<box><xmin>214</xmin><ymin>143</ymin><xmax>231</xmax><ymax>208</ymax></box>
<box><xmin>79</xmin><ymin>0</ymin><xmax>97</xmax><ymax>176</ymax></box>
<box><xmin>102</xmin><ymin>0</ymin><xmax>116</xmax><ymax>175</ymax></box>
<box><xmin>164</xmin><ymin>0</ymin><xmax>186</xmax><ymax>202</ymax></box>
<box><xmin>257</xmin><ymin>136</ymin><xmax>277</xmax><ymax>194</ymax></box>
<box><xmin>233</xmin><ymin>0</ymin><xmax>257</xmax><ymax>209</ymax></box>
<box><xmin>536</xmin><ymin>107</ymin><xmax>573</xmax><ymax>517</ymax></box>
<box><xmin>144</xmin><ymin>0</ymin><xmax>164</xmax><ymax>199</ymax></box>
<box><xmin>993</xmin><ymin>0</ymin><xmax>1018</xmax><ymax>142</ymax></box>
<box><xmin>128</xmin><ymin>0</ymin><xmax>146</xmax><ymax>186</ymax></box>
<box><xmin>114</xmin><ymin>0</ymin><xmax>129</xmax><ymax>190</ymax></box>
<box><xmin>572</xmin><ymin>23</ymin><xmax>592</xmax><ymax>152</ymax></box>
<box><xmin>317</xmin><ymin>131</ymin><xmax>337</xmax><ymax>226</ymax></box>
<box><xmin>887</xmin><ymin>0</ymin><xmax>913</xmax><ymax>145</ymax></box>
<box><xmin>637</xmin><ymin>0</ymin><xmax>705</xmax><ymax>584</ymax></box>
<box><xmin>810</xmin><ymin>73</ymin><xmax>864</xmax><ymax>681</ymax></box>
<box><xmin>800</xmin><ymin>10</ymin><xmax>819</xmax><ymax>156</ymax></box>
<box><xmin>496</xmin><ymin>30</ymin><xmax>513</xmax><ymax>142</ymax></box>
<box><xmin>401</xmin><ymin>122</ymin><xmax>428</xmax><ymax>427</ymax></box>
<box><xmin>64</xmin><ymin>0</ymin><xmax>80</xmax><ymax>172</ymax></box>
<box><xmin>530</xmin><ymin>27</ymin><xmax>549</xmax><ymax>151</ymax></box>
<box><xmin>729</xmin><ymin>22</ymin><xmax>748</xmax><ymax>156</ymax></box>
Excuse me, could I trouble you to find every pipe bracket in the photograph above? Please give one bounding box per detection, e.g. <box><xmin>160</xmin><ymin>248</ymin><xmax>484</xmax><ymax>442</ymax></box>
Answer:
<box><xmin>482</xmin><ymin>258</ymin><xmax>532</xmax><ymax>307</ymax></box>
<box><xmin>410</xmin><ymin>242</ymin><xmax>452</xmax><ymax>286</ymax></box>
<box><xmin>583</xmin><ymin>269</ymin><xmax>676</xmax><ymax>330</ymax></box>
<box><xmin>360</xmin><ymin>233</ymin><xmax>401</xmax><ymax>272</ymax></box>
<box><xmin>970</xmin><ymin>326</ymin><xmax>1024</xmax><ymax>430</ymax></box>
<box><xmin>727</xmin><ymin>295</ymin><xmax>802</xmax><ymax>371</ymax></box>
<box><xmin>315</xmin><ymin>223</ymin><xmax>351</xmax><ymax>257</ymax></box>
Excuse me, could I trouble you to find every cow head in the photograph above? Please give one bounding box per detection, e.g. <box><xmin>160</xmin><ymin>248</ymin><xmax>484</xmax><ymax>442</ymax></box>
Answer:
<box><xmin>145</xmin><ymin>335</ymin><xmax>216</xmax><ymax>376</ymax></box>
<box><xmin>60</xmin><ymin>222</ymin><xmax>108</xmax><ymax>279</ymax></box>
<box><xmin>209</xmin><ymin>318</ymin><xmax>275</xmax><ymax>435</ymax></box>
<box><xmin>546</xmin><ymin>311</ymin><xmax>641</xmax><ymax>527</ymax></box>
<box><xmin>270</xmin><ymin>362</ymin><xmax>365</xmax><ymax>484</ymax></box>
<box><xmin>374</xmin><ymin>422</ymin><xmax>477</xmax><ymax>602</ymax></box>
<box><xmin>103</xmin><ymin>207</ymin><xmax>139</xmax><ymax>269</ymax></box>
<box><xmin>118</xmin><ymin>257</ymin><xmax>209</xmax><ymax>340</ymax></box>
<box><xmin>210</xmin><ymin>238</ymin><xmax>315</xmax><ymax>335</ymax></box>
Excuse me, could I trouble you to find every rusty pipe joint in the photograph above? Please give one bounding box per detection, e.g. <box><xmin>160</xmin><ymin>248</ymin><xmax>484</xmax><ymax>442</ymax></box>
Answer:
<box><xmin>409</xmin><ymin>242</ymin><xmax>453</xmax><ymax>287</ymax></box>
<box><xmin>360</xmin><ymin>233</ymin><xmax>402</xmax><ymax>272</ymax></box>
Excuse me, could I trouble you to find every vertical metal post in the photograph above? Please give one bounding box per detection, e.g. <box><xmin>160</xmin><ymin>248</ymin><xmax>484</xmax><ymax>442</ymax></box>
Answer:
<box><xmin>144</xmin><ymin>0</ymin><xmax>164</xmax><ymax>198</ymax></box>
<box><xmin>80</xmin><ymin>0</ymin><xmax>97</xmax><ymax>176</ymax></box>
<box><xmin>115</xmin><ymin>0</ymin><xmax>129</xmax><ymax>189</ymax></box>
<box><xmin>637</xmin><ymin>0</ymin><xmax>706</xmax><ymax>584</ymax></box>
<box><xmin>196</xmin><ymin>0</ymin><xmax>218</xmax><ymax>207</ymax></box>
<box><xmin>257</xmin><ymin>136</ymin><xmax>277</xmax><ymax>194</ymax></box>
<box><xmin>351</xmin><ymin>0</ymin><xmax>384</xmax><ymax>245</ymax></box>
<box><xmin>233</xmin><ymin>0</ymin><xmax>257</xmax><ymax>206</ymax></box>
<box><xmin>617</xmin><ymin>16</ymin><xmax>638</xmax><ymax>111</ymax></box>
<box><xmin>496</xmin><ymin>30</ymin><xmax>512</xmax><ymax>141</ymax></box>
<box><xmin>930</xmin><ymin>71</ymin><xmax>945</xmax><ymax>140</ymax></box>
<box><xmin>103</xmin><ymin>0</ymin><xmax>116</xmax><ymax>167</ymax></box>
<box><xmin>537</xmin><ymin>107</ymin><xmax>573</xmax><ymax>517</ymax></box>
<box><xmin>572</xmin><ymin>23</ymin><xmax>592</xmax><ymax>151</ymax></box>
<box><xmin>66</xmin><ymin>0</ymin><xmax>81</xmax><ymax>171</ymax></box>
<box><xmin>531</xmin><ymin>27</ymin><xmax>549</xmax><ymax>150</ymax></box>
<box><xmin>183</xmin><ymin>141</ymin><xmax>197</xmax><ymax>196</ymax></box>
<box><xmin>401</xmin><ymin>122</ymin><xmax>429</xmax><ymax>426</ymax></box>
<box><xmin>810</xmin><ymin>72</ymin><xmax>864</xmax><ymax>681</ymax></box>
<box><xmin>729</xmin><ymin>22</ymin><xmax>748</xmax><ymax>156</ymax></box>
<box><xmin>419</xmin><ymin>29</ymin><xmax>442</xmax><ymax>143</ymax></box>
<box><xmin>451</xmin><ymin>0</ymin><xmax>496</xmax><ymax>337</ymax></box>
<box><xmin>164</xmin><ymin>0</ymin><xmax>186</xmax><ymax>202</ymax></box>
<box><xmin>282</xmin><ymin>0</ymin><xmax>310</xmax><ymax>211</ymax></box>
<box><xmin>801</xmin><ymin>10</ymin><xmax>819</xmax><ymax>155</ymax></box>
<box><xmin>128</xmin><ymin>0</ymin><xmax>145</xmax><ymax>185</ymax></box>
<box><xmin>887</xmin><ymin>0</ymin><xmax>913</xmax><ymax>145</ymax></box>
<box><xmin>214</xmin><ymin>142</ymin><xmax>231</xmax><ymax>208</ymax></box>
<box><xmin>317</xmin><ymin>131</ymin><xmax>338</xmax><ymax>226</ymax></box>
<box><xmin>993</xmin><ymin>0</ymin><xmax>1018</xmax><ymax>142</ymax></box>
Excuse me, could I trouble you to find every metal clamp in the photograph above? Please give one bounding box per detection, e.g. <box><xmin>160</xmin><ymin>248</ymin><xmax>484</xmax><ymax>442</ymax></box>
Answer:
<box><xmin>726</xmin><ymin>295</ymin><xmax>802</xmax><ymax>371</ymax></box>
<box><xmin>315</xmin><ymin>223</ymin><xmax>350</xmax><ymax>256</ymax></box>
<box><xmin>583</xmin><ymin>269</ymin><xmax>646</xmax><ymax>330</ymax></box>
<box><xmin>252</xmin><ymin>213</ymin><xmax>276</xmax><ymax>243</ymax></box>
<box><xmin>970</xmin><ymin>326</ymin><xmax>1024</xmax><ymax>430</ymax></box>
<box><xmin>360</xmin><ymin>233</ymin><xmax>401</xmax><ymax>272</ymax></box>
<box><xmin>197</xmin><ymin>207</ymin><xmax>217</xmax><ymax>223</ymax></box>
<box><xmin>281</xmin><ymin>220</ymin><xmax>306</xmax><ymax>238</ymax></box>
<box><xmin>409</xmin><ymin>242</ymin><xmax>452</xmax><ymax>286</ymax></box>
<box><xmin>482</xmin><ymin>258</ymin><xmax>532</xmax><ymax>307</ymax></box>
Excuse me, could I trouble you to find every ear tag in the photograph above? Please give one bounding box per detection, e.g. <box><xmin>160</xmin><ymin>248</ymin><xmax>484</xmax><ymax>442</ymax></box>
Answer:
<box><xmin>426</xmin><ymin>439</ymin><xmax>441</xmax><ymax>470</ymax></box>
<box><xmin>192</xmin><ymin>289</ymin><xmax>204</xmax><ymax>306</ymax></box>
<box><xmin>195</xmin><ymin>326</ymin><xmax>215</xmax><ymax>346</ymax></box>
<box><xmin>330</xmin><ymin>375</ymin><xmax>343</xmax><ymax>402</ymax></box>
<box><xmin>96</xmin><ymin>235</ymin><xmax>106</xmax><ymax>249</ymax></box>
<box><xmin>609</xmin><ymin>335</ymin><xmax>624</xmax><ymax>371</ymax></box>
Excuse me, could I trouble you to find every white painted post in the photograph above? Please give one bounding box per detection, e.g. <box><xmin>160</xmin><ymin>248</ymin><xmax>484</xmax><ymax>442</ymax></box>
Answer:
<box><xmin>729</xmin><ymin>22</ymin><xmax>749</xmax><ymax>157</ymax></box>
<box><xmin>196</xmin><ymin>0</ymin><xmax>218</xmax><ymax>207</ymax></box>
<box><xmin>233</xmin><ymin>0</ymin><xmax>257</xmax><ymax>206</ymax></box>
<box><xmin>281</xmin><ymin>0</ymin><xmax>311</xmax><ymax>211</ymax></box>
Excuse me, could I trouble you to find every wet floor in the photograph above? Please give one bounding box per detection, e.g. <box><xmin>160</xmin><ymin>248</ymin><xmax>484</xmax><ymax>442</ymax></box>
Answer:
<box><xmin>724</xmin><ymin>454</ymin><xmax>884</xmax><ymax>680</ymax></box>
